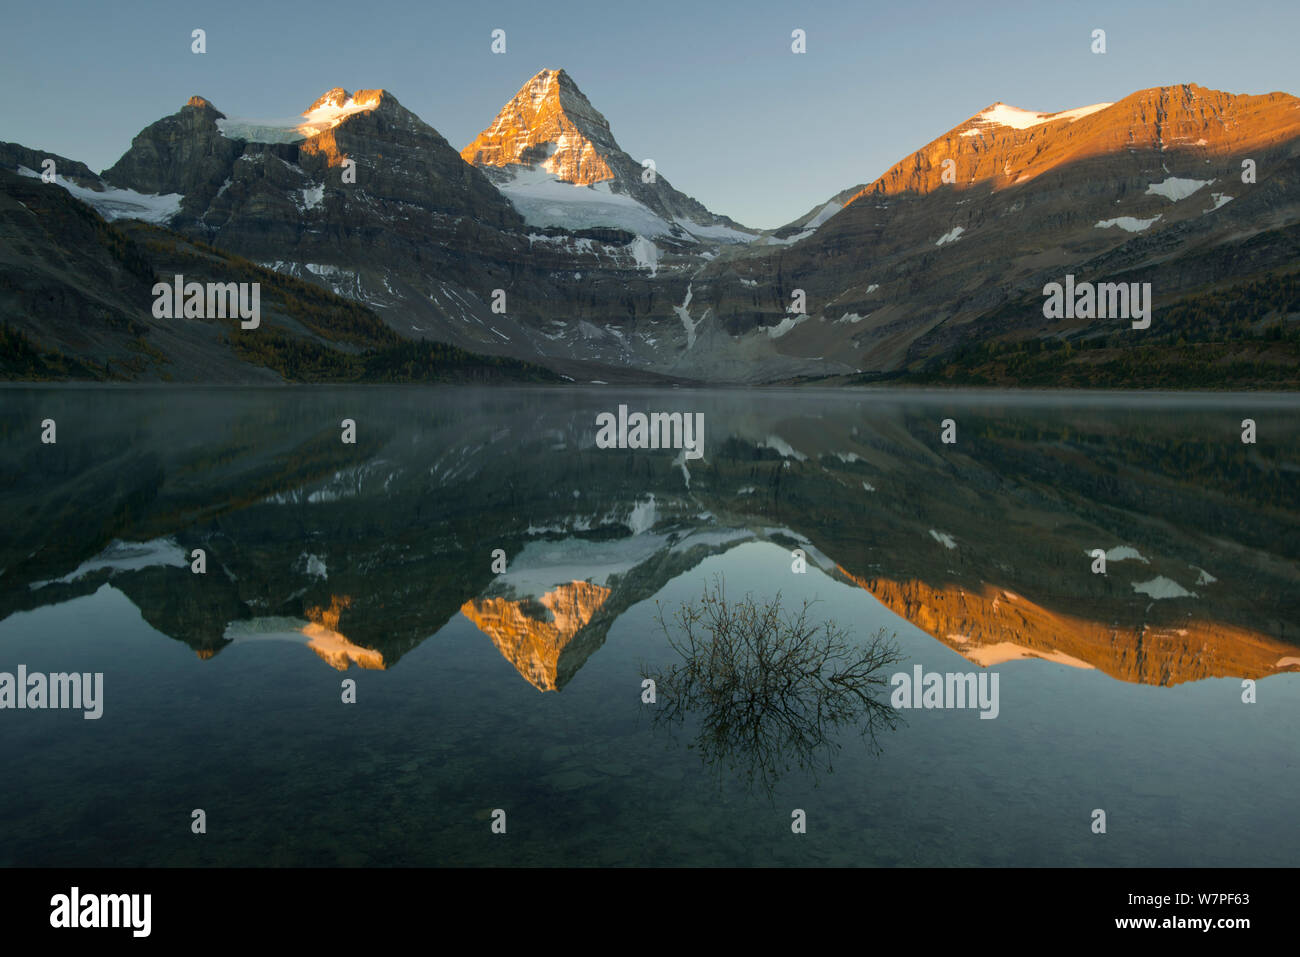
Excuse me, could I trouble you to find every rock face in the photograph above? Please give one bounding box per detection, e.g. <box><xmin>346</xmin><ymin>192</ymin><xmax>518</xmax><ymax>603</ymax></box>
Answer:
<box><xmin>461</xmin><ymin>68</ymin><xmax>753</xmax><ymax>237</ymax></box>
<box><xmin>101</xmin><ymin>96</ymin><xmax>243</xmax><ymax>216</ymax></box>
<box><xmin>4</xmin><ymin>80</ymin><xmax>1299</xmax><ymax>384</ymax></box>
<box><xmin>847</xmin><ymin>574</ymin><xmax>1298</xmax><ymax>686</ymax></box>
<box><xmin>689</xmin><ymin>83</ymin><xmax>1300</xmax><ymax>371</ymax></box>
<box><xmin>463</xmin><ymin>69</ymin><xmax>618</xmax><ymax>187</ymax></box>
<box><xmin>461</xmin><ymin>581</ymin><xmax>613</xmax><ymax>690</ymax></box>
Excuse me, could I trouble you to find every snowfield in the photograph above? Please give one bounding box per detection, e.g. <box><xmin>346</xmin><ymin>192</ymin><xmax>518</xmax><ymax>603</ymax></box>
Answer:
<box><xmin>1145</xmin><ymin>176</ymin><xmax>1211</xmax><ymax>201</ymax></box>
<box><xmin>1096</xmin><ymin>215</ymin><xmax>1162</xmax><ymax>232</ymax></box>
<box><xmin>961</xmin><ymin>102</ymin><xmax>1112</xmax><ymax>135</ymax></box>
<box><xmin>17</xmin><ymin>166</ymin><xmax>183</xmax><ymax>223</ymax></box>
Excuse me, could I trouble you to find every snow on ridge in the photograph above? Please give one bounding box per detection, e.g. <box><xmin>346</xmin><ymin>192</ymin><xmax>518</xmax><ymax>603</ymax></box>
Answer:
<box><xmin>215</xmin><ymin>117</ymin><xmax>309</xmax><ymax>144</ymax></box>
<box><xmin>935</xmin><ymin>225</ymin><xmax>965</xmax><ymax>245</ymax></box>
<box><xmin>17</xmin><ymin>166</ymin><xmax>183</xmax><ymax>223</ymax></box>
<box><xmin>675</xmin><ymin>218</ymin><xmax>759</xmax><ymax>244</ymax></box>
<box><xmin>961</xmin><ymin>101</ymin><xmax>1113</xmax><ymax>136</ymax></box>
<box><xmin>1050</xmin><ymin>102</ymin><xmax>1114</xmax><ymax>123</ymax></box>
<box><xmin>298</xmin><ymin>93</ymin><xmax>382</xmax><ymax>137</ymax></box>
<box><xmin>803</xmin><ymin>200</ymin><xmax>842</xmax><ymax>230</ymax></box>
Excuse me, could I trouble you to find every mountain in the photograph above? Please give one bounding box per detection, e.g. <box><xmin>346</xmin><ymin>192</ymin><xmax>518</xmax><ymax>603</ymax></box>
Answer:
<box><xmin>692</xmin><ymin>84</ymin><xmax>1300</xmax><ymax>377</ymax></box>
<box><xmin>461</xmin><ymin>68</ymin><xmax>755</xmax><ymax>242</ymax></box>
<box><xmin>3</xmin><ymin>80</ymin><xmax>1298</xmax><ymax>385</ymax></box>
<box><xmin>49</xmin><ymin>87</ymin><xmax>694</xmax><ymax>378</ymax></box>
<box><xmin>0</xmin><ymin>165</ymin><xmax>558</xmax><ymax>383</ymax></box>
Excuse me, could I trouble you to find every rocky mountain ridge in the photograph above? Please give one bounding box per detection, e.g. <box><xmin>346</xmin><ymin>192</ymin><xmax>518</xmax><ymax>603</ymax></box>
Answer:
<box><xmin>3</xmin><ymin>78</ymin><xmax>1298</xmax><ymax>384</ymax></box>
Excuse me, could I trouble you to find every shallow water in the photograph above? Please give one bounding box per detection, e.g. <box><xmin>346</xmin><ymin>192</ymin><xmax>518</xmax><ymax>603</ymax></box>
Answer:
<box><xmin>1</xmin><ymin>386</ymin><xmax>1297</xmax><ymax>866</ymax></box>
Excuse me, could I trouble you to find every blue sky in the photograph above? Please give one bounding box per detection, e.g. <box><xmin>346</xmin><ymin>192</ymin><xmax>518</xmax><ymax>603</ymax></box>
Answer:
<box><xmin>2</xmin><ymin>0</ymin><xmax>1297</xmax><ymax>228</ymax></box>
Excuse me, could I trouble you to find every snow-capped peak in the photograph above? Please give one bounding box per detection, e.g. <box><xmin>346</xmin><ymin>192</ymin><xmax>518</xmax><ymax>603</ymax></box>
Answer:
<box><xmin>961</xmin><ymin>101</ymin><xmax>1113</xmax><ymax>136</ymax></box>
<box><xmin>462</xmin><ymin>68</ymin><xmax>619</xmax><ymax>186</ymax></box>
<box><xmin>299</xmin><ymin>89</ymin><xmax>385</xmax><ymax>136</ymax></box>
<box><xmin>215</xmin><ymin>89</ymin><xmax>386</xmax><ymax>143</ymax></box>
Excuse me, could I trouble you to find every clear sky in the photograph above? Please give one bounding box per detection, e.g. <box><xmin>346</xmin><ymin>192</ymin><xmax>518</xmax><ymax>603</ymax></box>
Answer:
<box><xmin>2</xmin><ymin>0</ymin><xmax>1297</xmax><ymax>229</ymax></box>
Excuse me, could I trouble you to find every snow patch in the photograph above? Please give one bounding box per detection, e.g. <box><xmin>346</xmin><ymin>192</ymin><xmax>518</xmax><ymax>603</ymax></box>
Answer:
<box><xmin>674</xmin><ymin>284</ymin><xmax>701</xmax><ymax>348</ymax></box>
<box><xmin>29</xmin><ymin>537</ymin><xmax>188</xmax><ymax>589</ymax></box>
<box><xmin>299</xmin><ymin>183</ymin><xmax>325</xmax><ymax>210</ymax></box>
<box><xmin>1084</xmin><ymin>546</ymin><xmax>1149</xmax><ymax>564</ymax></box>
<box><xmin>496</xmin><ymin>167</ymin><xmax>676</xmax><ymax>235</ymax></box>
<box><xmin>627</xmin><ymin>496</ymin><xmax>657</xmax><ymax>535</ymax></box>
<box><xmin>928</xmin><ymin>530</ymin><xmax>957</xmax><ymax>550</ymax></box>
<box><xmin>628</xmin><ymin>235</ymin><xmax>659</xmax><ymax>276</ymax></box>
<box><xmin>759</xmin><ymin>435</ymin><xmax>807</xmax><ymax>461</ymax></box>
<box><xmin>803</xmin><ymin>200</ymin><xmax>842</xmax><ymax>230</ymax></box>
<box><xmin>1204</xmin><ymin>193</ymin><xmax>1233</xmax><ymax>213</ymax></box>
<box><xmin>961</xmin><ymin>102</ymin><xmax>1113</xmax><ymax>136</ymax></box>
<box><xmin>1133</xmin><ymin>576</ymin><xmax>1197</xmax><ymax>600</ymax></box>
<box><xmin>295</xmin><ymin>552</ymin><xmax>328</xmax><ymax>580</ymax></box>
<box><xmin>935</xmin><ymin>226</ymin><xmax>965</xmax><ymax>245</ymax></box>
<box><xmin>1096</xmin><ymin>215</ymin><xmax>1162</xmax><ymax>232</ymax></box>
<box><xmin>675</xmin><ymin>219</ymin><xmax>759</xmax><ymax>244</ymax></box>
<box><xmin>766</xmin><ymin>314</ymin><xmax>807</xmax><ymax>338</ymax></box>
<box><xmin>1146</xmin><ymin>177</ymin><xmax>1211</xmax><ymax>202</ymax></box>
<box><xmin>18</xmin><ymin>166</ymin><xmax>182</xmax><ymax>224</ymax></box>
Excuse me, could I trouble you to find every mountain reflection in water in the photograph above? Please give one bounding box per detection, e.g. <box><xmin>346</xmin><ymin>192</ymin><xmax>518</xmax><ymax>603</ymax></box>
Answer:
<box><xmin>3</xmin><ymin>386</ymin><xmax>1295</xmax><ymax>690</ymax></box>
<box><xmin>3</xmin><ymin>386</ymin><xmax>1299</xmax><ymax>867</ymax></box>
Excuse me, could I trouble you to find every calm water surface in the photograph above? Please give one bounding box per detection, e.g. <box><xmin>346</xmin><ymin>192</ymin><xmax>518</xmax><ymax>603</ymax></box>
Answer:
<box><xmin>1</xmin><ymin>386</ymin><xmax>1297</xmax><ymax>866</ymax></box>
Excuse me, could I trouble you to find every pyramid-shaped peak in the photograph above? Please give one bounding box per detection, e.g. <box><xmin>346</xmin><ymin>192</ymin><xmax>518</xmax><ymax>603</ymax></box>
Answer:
<box><xmin>514</xmin><ymin>69</ymin><xmax>604</xmax><ymax>119</ymax></box>
<box><xmin>462</xmin><ymin>69</ymin><xmax>619</xmax><ymax>185</ymax></box>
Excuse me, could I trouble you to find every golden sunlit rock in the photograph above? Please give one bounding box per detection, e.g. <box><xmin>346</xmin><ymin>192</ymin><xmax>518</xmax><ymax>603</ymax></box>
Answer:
<box><xmin>839</xmin><ymin>568</ymin><xmax>1300</xmax><ymax>686</ymax></box>
<box><xmin>303</xmin><ymin>595</ymin><xmax>385</xmax><ymax>671</ymax></box>
<box><xmin>844</xmin><ymin>84</ymin><xmax>1300</xmax><ymax>206</ymax></box>
<box><xmin>460</xmin><ymin>69</ymin><xmax>616</xmax><ymax>186</ymax></box>
<box><xmin>461</xmin><ymin>580</ymin><xmax>611</xmax><ymax>690</ymax></box>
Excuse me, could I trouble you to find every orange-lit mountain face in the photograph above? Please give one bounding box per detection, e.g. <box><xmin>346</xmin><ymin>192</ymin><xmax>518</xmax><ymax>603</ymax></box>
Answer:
<box><xmin>459</xmin><ymin>68</ymin><xmax>753</xmax><ymax>239</ymax></box>
<box><xmin>7</xmin><ymin>78</ymin><xmax>1300</xmax><ymax>385</ymax></box>
<box><xmin>460</xmin><ymin>580</ymin><xmax>612</xmax><ymax>691</ymax></box>
<box><xmin>462</xmin><ymin>69</ymin><xmax>617</xmax><ymax>186</ymax></box>
<box><xmin>838</xmin><ymin>572</ymin><xmax>1298</xmax><ymax>687</ymax></box>
<box><xmin>845</xmin><ymin>84</ymin><xmax>1300</xmax><ymax>203</ymax></box>
<box><xmin>708</xmin><ymin>82</ymin><xmax>1300</xmax><ymax>374</ymax></box>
